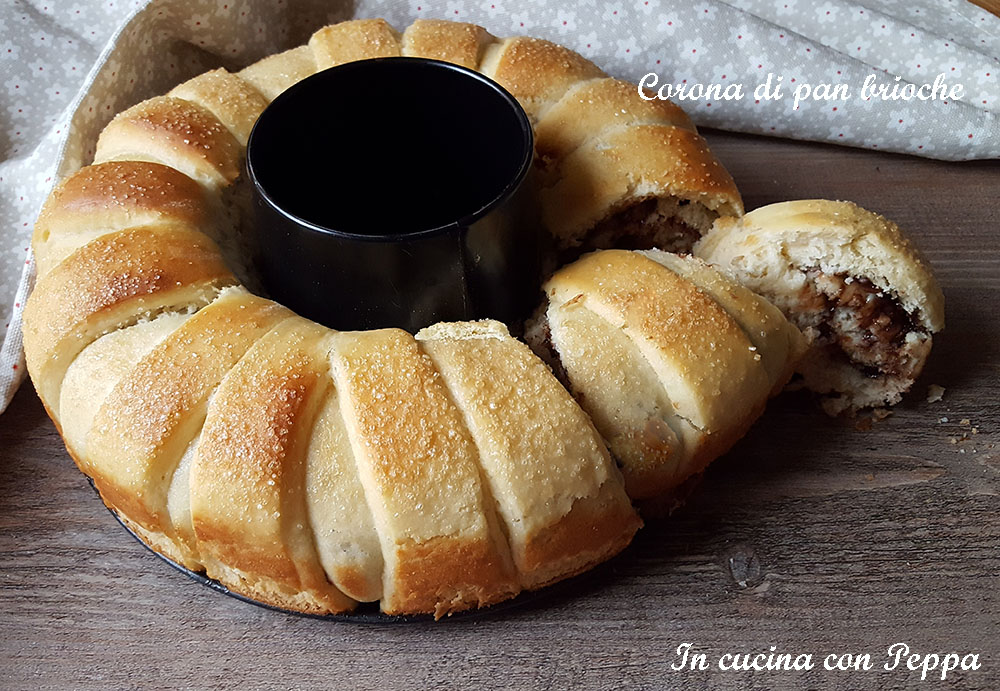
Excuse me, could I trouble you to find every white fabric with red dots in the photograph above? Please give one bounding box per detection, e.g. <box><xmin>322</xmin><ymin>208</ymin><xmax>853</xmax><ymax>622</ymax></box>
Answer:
<box><xmin>0</xmin><ymin>0</ymin><xmax>996</xmax><ymax>413</ymax></box>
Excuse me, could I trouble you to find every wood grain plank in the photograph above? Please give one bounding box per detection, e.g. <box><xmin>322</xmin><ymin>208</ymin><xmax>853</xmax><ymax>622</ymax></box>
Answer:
<box><xmin>969</xmin><ymin>0</ymin><xmax>1000</xmax><ymax>17</ymax></box>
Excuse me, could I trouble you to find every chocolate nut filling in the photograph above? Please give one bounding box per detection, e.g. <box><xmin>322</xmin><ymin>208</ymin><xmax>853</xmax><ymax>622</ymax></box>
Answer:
<box><xmin>572</xmin><ymin>197</ymin><xmax>710</xmax><ymax>258</ymax></box>
<box><xmin>797</xmin><ymin>269</ymin><xmax>927</xmax><ymax>379</ymax></box>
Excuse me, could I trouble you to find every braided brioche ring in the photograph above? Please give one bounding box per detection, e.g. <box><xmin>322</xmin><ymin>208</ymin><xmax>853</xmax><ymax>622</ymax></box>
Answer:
<box><xmin>24</xmin><ymin>18</ymin><xmax>768</xmax><ymax>617</ymax></box>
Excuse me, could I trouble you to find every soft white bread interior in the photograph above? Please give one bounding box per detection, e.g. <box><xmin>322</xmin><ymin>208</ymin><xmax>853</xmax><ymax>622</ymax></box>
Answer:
<box><xmin>304</xmin><ymin>379</ymin><xmax>386</xmax><ymax>603</ymax></box>
<box><xmin>695</xmin><ymin>199</ymin><xmax>944</xmax><ymax>412</ymax></box>
<box><xmin>528</xmin><ymin>250</ymin><xmax>802</xmax><ymax>511</ymax></box>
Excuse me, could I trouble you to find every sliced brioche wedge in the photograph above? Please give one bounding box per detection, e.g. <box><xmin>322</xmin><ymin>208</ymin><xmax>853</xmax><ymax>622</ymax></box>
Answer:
<box><xmin>479</xmin><ymin>36</ymin><xmax>606</xmax><ymax>121</ymax></box>
<box><xmin>22</xmin><ymin>225</ymin><xmax>236</xmax><ymax>417</ymax></box>
<box><xmin>237</xmin><ymin>45</ymin><xmax>317</xmax><ymax>101</ymax></box>
<box><xmin>695</xmin><ymin>199</ymin><xmax>944</xmax><ymax>412</ymax></box>
<box><xmin>31</xmin><ymin>161</ymin><xmax>211</xmax><ymax>278</ymax></box>
<box><xmin>401</xmin><ymin>19</ymin><xmax>496</xmax><ymax>69</ymax></box>
<box><xmin>415</xmin><ymin>320</ymin><xmax>640</xmax><ymax>588</ymax></box>
<box><xmin>309</xmin><ymin>19</ymin><xmax>402</xmax><ymax>69</ymax></box>
<box><xmin>534</xmin><ymin>250</ymin><xmax>793</xmax><ymax>509</ymax></box>
<box><xmin>534</xmin><ymin>77</ymin><xmax>696</xmax><ymax>167</ymax></box>
<box><xmin>330</xmin><ymin>328</ymin><xmax>519</xmax><ymax>617</ymax></box>
<box><xmin>639</xmin><ymin>250</ymin><xmax>806</xmax><ymax>396</ymax></box>
<box><xmin>191</xmin><ymin>317</ymin><xmax>354</xmax><ymax>614</ymax></box>
<box><xmin>168</xmin><ymin>68</ymin><xmax>270</xmax><ymax>146</ymax></box>
<box><xmin>541</xmin><ymin>125</ymin><xmax>742</xmax><ymax>253</ymax></box>
<box><xmin>59</xmin><ymin>312</ymin><xmax>193</xmax><ymax>465</ymax></box>
<box><xmin>83</xmin><ymin>288</ymin><xmax>291</xmax><ymax>569</ymax></box>
<box><xmin>93</xmin><ymin>96</ymin><xmax>242</xmax><ymax>189</ymax></box>
<box><xmin>536</xmin><ymin>295</ymin><xmax>691</xmax><ymax>500</ymax></box>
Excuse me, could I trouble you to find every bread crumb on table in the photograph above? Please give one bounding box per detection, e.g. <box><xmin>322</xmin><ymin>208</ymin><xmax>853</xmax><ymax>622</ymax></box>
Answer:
<box><xmin>927</xmin><ymin>384</ymin><xmax>945</xmax><ymax>403</ymax></box>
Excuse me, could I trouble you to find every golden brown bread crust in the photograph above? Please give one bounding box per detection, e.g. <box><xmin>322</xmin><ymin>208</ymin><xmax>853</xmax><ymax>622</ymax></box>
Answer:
<box><xmin>191</xmin><ymin>317</ymin><xmax>355</xmax><ymax>614</ymax></box>
<box><xmin>331</xmin><ymin>328</ymin><xmax>519</xmax><ymax>616</ymax></box>
<box><xmin>415</xmin><ymin>320</ymin><xmax>640</xmax><ymax>589</ymax></box>
<box><xmin>237</xmin><ymin>45</ymin><xmax>317</xmax><ymax>101</ymax></box>
<box><xmin>521</xmin><ymin>489</ymin><xmax>640</xmax><ymax>587</ymax></box>
<box><xmin>540</xmin><ymin>250</ymin><xmax>785</xmax><ymax>503</ymax></box>
<box><xmin>23</xmin><ymin>225</ymin><xmax>236</xmax><ymax>417</ymax></box>
<box><xmin>549</xmin><ymin>250</ymin><xmax>769</xmax><ymax>434</ymax></box>
<box><xmin>93</xmin><ymin>96</ymin><xmax>242</xmax><ymax>189</ymax></box>
<box><xmin>115</xmin><ymin>509</ymin><xmax>203</xmax><ymax>571</ymax></box>
<box><xmin>639</xmin><ymin>250</ymin><xmax>806</xmax><ymax>397</ymax></box>
<box><xmin>168</xmin><ymin>68</ymin><xmax>270</xmax><ymax>146</ymax></box>
<box><xmin>32</xmin><ymin>161</ymin><xmax>211</xmax><ymax>278</ymax></box>
<box><xmin>534</xmin><ymin>77</ymin><xmax>696</xmax><ymax>166</ymax></box>
<box><xmin>401</xmin><ymin>19</ymin><xmax>496</xmax><ymax>69</ymax></box>
<box><xmin>390</xmin><ymin>535</ymin><xmax>518</xmax><ymax>618</ymax></box>
<box><xmin>309</xmin><ymin>18</ymin><xmax>402</xmax><ymax>69</ymax></box>
<box><xmin>479</xmin><ymin>36</ymin><xmax>606</xmax><ymax>120</ymax></box>
<box><xmin>542</xmin><ymin>124</ymin><xmax>743</xmax><ymax>247</ymax></box>
<box><xmin>84</xmin><ymin>289</ymin><xmax>291</xmax><ymax>546</ymax></box>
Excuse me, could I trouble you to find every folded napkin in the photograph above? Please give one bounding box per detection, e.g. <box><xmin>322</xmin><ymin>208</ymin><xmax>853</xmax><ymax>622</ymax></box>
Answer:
<box><xmin>1</xmin><ymin>0</ymin><xmax>996</xmax><ymax>412</ymax></box>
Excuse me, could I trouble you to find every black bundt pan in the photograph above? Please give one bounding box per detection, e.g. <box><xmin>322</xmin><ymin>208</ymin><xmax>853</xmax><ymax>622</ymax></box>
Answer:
<box><xmin>247</xmin><ymin>57</ymin><xmax>540</xmax><ymax>334</ymax></box>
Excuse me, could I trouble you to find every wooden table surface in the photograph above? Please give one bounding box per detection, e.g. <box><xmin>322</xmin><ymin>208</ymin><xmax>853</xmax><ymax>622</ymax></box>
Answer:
<box><xmin>1</xmin><ymin>130</ymin><xmax>998</xmax><ymax>690</ymax></box>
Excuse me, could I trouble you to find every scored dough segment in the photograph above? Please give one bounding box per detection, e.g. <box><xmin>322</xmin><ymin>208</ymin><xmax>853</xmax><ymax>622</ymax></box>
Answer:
<box><xmin>416</xmin><ymin>320</ymin><xmax>641</xmax><ymax>588</ymax></box>
<box><xmin>23</xmin><ymin>225</ymin><xmax>236</xmax><ymax>418</ymax></box>
<box><xmin>94</xmin><ymin>96</ymin><xmax>242</xmax><ymax>189</ymax></box>
<box><xmin>190</xmin><ymin>317</ymin><xmax>353</xmax><ymax>614</ymax></box>
<box><xmin>85</xmin><ymin>289</ymin><xmax>292</xmax><ymax>556</ymax></box>
<box><xmin>533</xmin><ymin>250</ymin><xmax>802</xmax><ymax>509</ymax></box>
<box><xmin>237</xmin><ymin>45</ymin><xmax>317</xmax><ymax>102</ymax></box>
<box><xmin>330</xmin><ymin>328</ymin><xmax>521</xmax><ymax>616</ymax></box>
